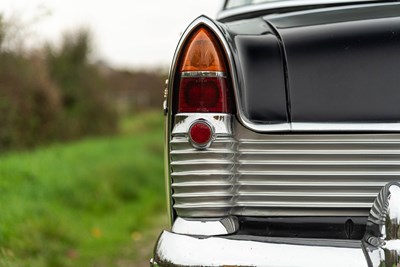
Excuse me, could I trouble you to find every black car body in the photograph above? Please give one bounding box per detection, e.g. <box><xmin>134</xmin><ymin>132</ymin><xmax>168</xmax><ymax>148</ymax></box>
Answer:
<box><xmin>152</xmin><ymin>1</ymin><xmax>400</xmax><ymax>266</ymax></box>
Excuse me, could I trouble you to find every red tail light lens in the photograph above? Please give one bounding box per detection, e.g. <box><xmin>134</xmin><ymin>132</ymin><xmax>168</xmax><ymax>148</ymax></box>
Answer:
<box><xmin>178</xmin><ymin>76</ymin><xmax>229</xmax><ymax>113</ymax></box>
<box><xmin>177</xmin><ymin>26</ymin><xmax>231</xmax><ymax>113</ymax></box>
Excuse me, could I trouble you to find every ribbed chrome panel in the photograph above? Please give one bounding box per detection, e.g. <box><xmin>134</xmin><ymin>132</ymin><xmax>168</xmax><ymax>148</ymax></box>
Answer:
<box><xmin>171</xmin><ymin>136</ymin><xmax>236</xmax><ymax>217</ymax></box>
<box><xmin>170</xmin><ymin>118</ymin><xmax>400</xmax><ymax>217</ymax></box>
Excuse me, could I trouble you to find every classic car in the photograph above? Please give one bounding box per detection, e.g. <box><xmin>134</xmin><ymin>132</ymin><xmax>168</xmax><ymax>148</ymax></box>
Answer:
<box><xmin>151</xmin><ymin>0</ymin><xmax>400</xmax><ymax>266</ymax></box>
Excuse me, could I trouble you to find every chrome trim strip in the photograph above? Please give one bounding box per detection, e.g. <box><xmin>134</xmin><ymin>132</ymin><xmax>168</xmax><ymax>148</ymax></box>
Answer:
<box><xmin>218</xmin><ymin>0</ymin><xmax>378</xmax><ymax>20</ymax></box>
<box><xmin>181</xmin><ymin>71</ymin><xmax>227</xmax><ymax>78</ymax></box>
<box><xmin>239</xmin><ymin>121</ymin><xmax>400</xmax><ymax>133</ymax></box>
<box><xmin>154</xmin><ymin>231</ymin><xmax>368</xmax><ymax>267</ymax></box>
<box><xmin>238</xmin><ymin>121</ymin><xmax>400</xmax><ymax>133</ymax></box>
<box><xmin>164</xmin><ymin>102</ymin><xmax>174</xmax><ymax>226</ymax></box>
<box><xmin>172</xmin><ymin>216</ymin><xmax>239</xmax><ymax>236</ymax></box>
<box><xmin>291</xmin><ymin>122</ymin><xmax>400</xmax><ymax>132</ymax></box>
<box><xmin>172</xmin><ymin>113</ymin><xmax>233</xmax><ymax>136</ymax></box>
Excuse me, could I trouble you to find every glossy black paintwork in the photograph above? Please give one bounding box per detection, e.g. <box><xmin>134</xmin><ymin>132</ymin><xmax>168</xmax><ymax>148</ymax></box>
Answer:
<box><xmin>223</xmin><ymin>2</ymin><xmax>400</xmax><ymax>123</ymax></box>
<box><xmin>224</xmin><ymin>18</ymin><xmax>289</xmax><ymax>123</ymax></box>
<box><xmin>235</xmin><ymin>32</ymin><xmax>288</xmax><ymax>123</ymax></box>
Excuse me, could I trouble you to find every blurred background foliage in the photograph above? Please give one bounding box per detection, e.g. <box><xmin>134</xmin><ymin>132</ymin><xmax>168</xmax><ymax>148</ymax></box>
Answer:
<box><xmin>0</xmin><ymin>15</ymin><xmax>168</xmax><ymax>267</ymax></box>
<box><xmin>0</xmin><ymin>16</ymin><xmax>166</xmax><ymax>151</ymax></box>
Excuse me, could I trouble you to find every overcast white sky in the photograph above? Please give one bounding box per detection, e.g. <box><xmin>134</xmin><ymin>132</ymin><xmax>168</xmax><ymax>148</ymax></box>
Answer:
<box><xmin>0</xmin><ymin>0</ymin><xmax>224</xmax><ymax>70</ymax></box>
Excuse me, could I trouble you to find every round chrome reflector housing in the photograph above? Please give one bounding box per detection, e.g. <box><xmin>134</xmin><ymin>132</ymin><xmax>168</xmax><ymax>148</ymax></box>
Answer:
<box><xmin>188</xmin><ymin>120</ymin><xmax>214</xmax><ymax>149</ymax></box>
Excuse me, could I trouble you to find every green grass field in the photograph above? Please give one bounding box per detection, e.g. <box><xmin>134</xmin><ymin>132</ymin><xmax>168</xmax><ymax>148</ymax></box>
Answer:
<box><xmin>0</xmin><ymin>112</ymin><xmax>168</xmax><ymax>267</ymax></box>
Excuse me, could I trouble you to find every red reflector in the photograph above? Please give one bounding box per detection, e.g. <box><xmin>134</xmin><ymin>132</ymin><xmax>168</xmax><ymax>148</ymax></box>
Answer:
<box><xmin>178</xmin><ymin>77</ymin><xmax>229</xmax><ymax>113</ymax></box>
<box><xmin>189</xmin><ymin>121</ymin><xmax>213</xmax><ymax>148</ymax></box>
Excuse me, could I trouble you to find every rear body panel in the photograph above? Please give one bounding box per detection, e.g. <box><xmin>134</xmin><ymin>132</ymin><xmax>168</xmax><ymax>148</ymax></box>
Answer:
<box><xmin>267</xmin><ymin>3</ymin><xmax>400</xmax><ymax>123</ymax></box>
<box><xmin>225</xmin><ymin>2</ymin><xmax>400</xmax><ymax>126</ymax></box>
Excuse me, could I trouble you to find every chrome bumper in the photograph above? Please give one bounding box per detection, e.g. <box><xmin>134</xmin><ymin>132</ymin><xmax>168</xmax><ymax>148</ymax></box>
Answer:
<box><xmin>152</xmin><ymin>182</ymin><xmax>400</xmax><ymax>267</ymax></box>
<box><xmin>152</xmin><ymin>231</ymin><xmax>367</xmax><ymax>267</ymax></box>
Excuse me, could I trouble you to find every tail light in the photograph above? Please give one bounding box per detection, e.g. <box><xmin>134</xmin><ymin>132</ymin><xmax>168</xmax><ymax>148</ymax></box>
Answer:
<box><xmin>176</xmin><ymin>26</ymin><xmax>231</xmax><ymax>113</ymax></box>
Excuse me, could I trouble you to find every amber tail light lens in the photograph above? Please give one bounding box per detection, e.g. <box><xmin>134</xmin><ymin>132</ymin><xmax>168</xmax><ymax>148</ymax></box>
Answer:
<box><xmin>176</xmin><ymin>26</ymin><xmax>231</xmax><ymax>113</ymax></box>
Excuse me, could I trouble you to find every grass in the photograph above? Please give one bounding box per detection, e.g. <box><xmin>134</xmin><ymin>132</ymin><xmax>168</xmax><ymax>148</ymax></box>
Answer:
<box><xmin>0</xmin><ymin>111</ymin><xmax>168</xmax><ymax>267</ymax></box>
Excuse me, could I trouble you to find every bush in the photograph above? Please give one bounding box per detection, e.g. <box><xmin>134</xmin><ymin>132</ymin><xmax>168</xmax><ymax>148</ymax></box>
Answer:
<box><xmin>0</xmin><ymin>21</ymin><xmax>117</xmax><ymax>151</ymax></box>
<box><xmin>46</xmin><ymin>29</ymin><xmax>117</xmax><ymax>140</ymax></box>
<box><xmin>0</xmin><ymin>52</ymin><xmax>63</xmax><ymax>150</ymax></box>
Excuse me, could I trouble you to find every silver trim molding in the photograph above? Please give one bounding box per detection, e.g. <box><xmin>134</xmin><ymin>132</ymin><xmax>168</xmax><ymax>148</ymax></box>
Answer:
<box><xmin>181</xmin><ymin>71</ymin><xmax>227</xmax><ymax>78</ymax></box>
<box><xmin>288</xmin><ymin>122</ymin><xmax>400</xmax><ymax>132</ymax></box>
<box><xmin>219</xmin><ymin>0</ymin><xmax>380</xmax><ymax>21</ymax></box>
<box><xmin>172</xmin><ymin>113</ymin><xmax>233</xmax><ymax>136</ymax></box>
